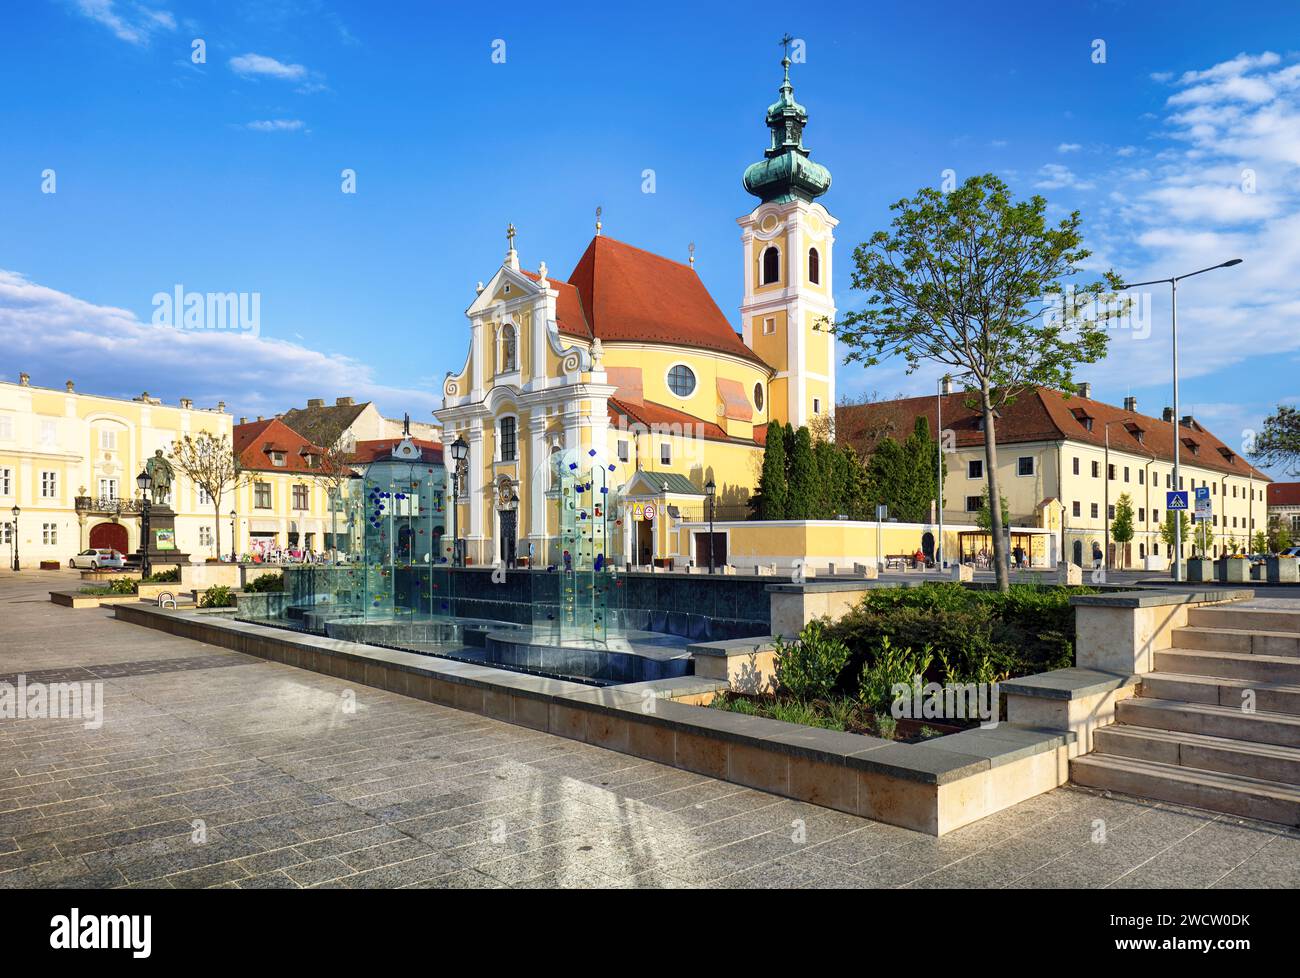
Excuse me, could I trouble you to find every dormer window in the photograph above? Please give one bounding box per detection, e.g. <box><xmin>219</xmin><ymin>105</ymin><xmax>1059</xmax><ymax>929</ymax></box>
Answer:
<box><xmin>1182</xmin><ymin>437</ymin><xmax>1200</xmax><ymax>456</ymax></box>
<box><xmin>1070</xmin><ymin>408</ymin><xmax>1094</xmax><ymax>432</ymax></box>
<box><xmin>1124</xmin><ymin>422</ymin><xmax>1145</xmax><ymax>444</ymax></box>
<box><xmin>1217</xmin><ymin>446</ymin><xmax>1236</xmax><ymax>464</ymax></box>
<box><xmin>270</xmin><ymin>451</ymin><xmax>286</xmax><ymax>467</ymax></box>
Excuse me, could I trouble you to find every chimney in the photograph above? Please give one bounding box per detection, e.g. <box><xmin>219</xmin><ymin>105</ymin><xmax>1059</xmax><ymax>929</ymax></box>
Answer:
<box><xmin>239</xmin><ymin>417</ymin><xmax>248</xmax><ymax>425</ymax></box>
<box><xmin>18</xmin><ymin>372</ymin><xmax>30</xmax><ymax>386</ymax></box>
<box><xmin>180</xmin><ymin>397</ymin><xmax>192</xmax><ymax>409</ymax></box>
<box><xmin>1123</xmin><ymin>396</ymin><xmax>1136</xmax><ymax>413</ymax></box>
<box><xmin>307</xmin><ymin>398</ymin><xmax>325</xmax><ymax>408</ymax></box>
<box><xmin>335</xmin><ymin>396</ymin><xmax>354</xmax><ymax>406</ymax></box>
<box><xmin>1162</xmin><ymin>406</ymin><xmax>1174</xmax><ymax>422</ymax></box>
<box><xmin>256</xmin><ymin>415</ymin><xmax>264</xmax><ymax>422</ymax></box>
<box><xmin>1181</xmin><ymin>415</ymin><xmax>1194</xmax><ymax>428</ymax></box>
<box><xmin>941</xmin><ymin>377</ymin><xmax>953</xmax><ymax>395</ymax></box>
<box><xmin>217</xmin><ymin>401</ymin><xmax>226</xmax><ymax>412</ymax></box>
<box><xmin>65</xmin><ymin>380</ymin><xmax>74</xmax><ymax>392</ymax></box>
<box><xmin>1077</xmin><ymin>382</ymin><xmax>1092</xmax><ymax>399</ymax></box>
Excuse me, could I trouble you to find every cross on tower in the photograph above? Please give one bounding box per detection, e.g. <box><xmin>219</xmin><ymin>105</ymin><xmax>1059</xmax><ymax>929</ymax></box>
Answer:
<box><xmin>506</xmin><ymin>223</ymin><xmax>516</xmax><ymax>245</ymax></box>
<box><xmin>779</xmin><ymin>33</ymin><xmax>794</xmax><ymax>59</ymax></box>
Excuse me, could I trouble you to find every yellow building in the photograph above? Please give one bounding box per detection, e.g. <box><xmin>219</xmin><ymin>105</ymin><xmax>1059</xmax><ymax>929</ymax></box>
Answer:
<box><xmin>438</xmin><ymin>55</ymin><xmax>836</xmax><ymax>567</ymax></box>
<box><xmin>232</xmin><ymin>417</ymin><xmax>338</xmax><ymax>558</ymax></box>
<box><xmin>839</xmin><ymin>384</ymin><xmax>1271</xmax><ymax>567</ymax></box>
<box><xmin>0</xmin><ymin>372</ymin><xmax>231</xmax><ymax>566</ymax></box>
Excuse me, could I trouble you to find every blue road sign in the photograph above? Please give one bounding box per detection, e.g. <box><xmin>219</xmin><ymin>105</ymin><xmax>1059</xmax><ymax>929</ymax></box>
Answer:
<box><xmin>1167</xmin><ymin>490</ymin><xmax>1189</xmax><ymax>511</ymax></box>
<box><xmin>1193</xmin><ymin>486</ymin><xmax>1212</xmax><ymax>521</ymax></box>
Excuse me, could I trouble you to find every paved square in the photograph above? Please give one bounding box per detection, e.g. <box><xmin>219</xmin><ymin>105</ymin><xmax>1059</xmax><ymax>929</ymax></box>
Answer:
<box><xmin>2</xmin><ymin>571</ymin><xmax>1295</xmax><ymax>888</ymax></box>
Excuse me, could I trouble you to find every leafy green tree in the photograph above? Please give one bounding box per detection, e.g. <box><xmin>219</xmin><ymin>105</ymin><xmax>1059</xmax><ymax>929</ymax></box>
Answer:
<box><xmin>754</xmin><ymin>421</ymin><xmax>787</xmax><ymax>519</ymax></box>
<box><xmin>834</xmin><ymin>174</ymin><xmax>1122</xmax><ymax>590</ymax></box>
<box><xmin>840</xmin><ymin>444</ymin><xmax>872</xmax><ymax>520</ymax></box>
<box><xmin>1269</xmin><ymin>519</ymin><xmax>1292</xmax><ymax>552</ymax></box>
<box><xmin>974</xmin><ymin>485</ymin><xmax>1010</xmax><ymax>532</ymax></box>
<box><xmin>1252</xmin><ymin>530</ymin><xmax>1269</xmax><ymax>554</ymax></box>
<box><xmin>1250</xmin><ymin>405</ymin><xmax>1300</xmax><ymax>475</ymax></box>
<box><xmin>1160</xmin><ymin>511</ymin><xmax>1191</xmax><ymax>552</ymax></box>
<box><xmin>786</xmin><ymin>426</ymin><xmax>817</xmax><ymax>520</ymax></box>
<box><xmin>813</xmin><ymin>439</ymin><xmax>840</xmax><ymax>518</ymax></box>
<box><xmin>1110</xmin><ymin>493</ymin><xmax>1135</xmax><ymax>568</ymax></box>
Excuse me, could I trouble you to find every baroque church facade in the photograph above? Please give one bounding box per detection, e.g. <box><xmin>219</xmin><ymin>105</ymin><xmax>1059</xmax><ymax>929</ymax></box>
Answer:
<box><xmin>437</xmin><ymin>55</ymin><xmax>837</xmax><ymax>567</ymax></box>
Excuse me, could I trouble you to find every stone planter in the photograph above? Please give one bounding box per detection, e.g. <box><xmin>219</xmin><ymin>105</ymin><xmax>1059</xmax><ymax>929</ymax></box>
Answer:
<box><xmin>1267</xmin><ymin>556</ymin><xmax>1300</xmax><ymax>584</ymax></box>
<box><xmin>1219</xmin><ymin>558</ymin><xmax>1251</xmax><ymax>583</ymax></box>
<box><xmin>1186</xmin><ymin>558</ymin><xmax>1211</xmax><ymax>583</ymax></box>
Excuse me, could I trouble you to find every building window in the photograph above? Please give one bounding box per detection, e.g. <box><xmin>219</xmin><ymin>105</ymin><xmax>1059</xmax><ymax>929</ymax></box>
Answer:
<box><xmin>761</xmin><ymin>246</ymin><xmax>780</xmax><ymax>285</ymax></box>
<box><xmin>660</xmin><ymin>443</ymin><xmax>672</xmax><ymax>466</ymax></box>
<box><xmin>42</xmin><ymin>523</ymin><xmax>57</xmax><ymax>546</ymax></box>
<box><xmin>499</xmin><ymin>417</ymin><xmax>517</xmax><ymax>462</ymax></box>
<box><xmin>753</xmin><ymin>383</ymin><xmax>765</xmax><ymax>411</ymax></box>
<box><xmin>965</xmin><ymin>495</ymin><xmax>982</xmax><ymax>513</ymax></box>
<box><xmin>813</xmin><ymin>397</ymin><xmax>821</xmax><ymax>415</ymax></box>
<box><xmin>0</xmin><ymin>467</ymin><xmax>10</xmax><ymax>495</ymax></box>
<box><xmin>0</xmin><ymin>414</ymin><xmax>12</xmax><ymax>440</ymax></box>
<box><xmin>40</xmin><ymin>420</ymin><xmax>56</xmax><ymax>446</ymax></box>
<box><xmin>1091</xmin><ymin>460</ymin><xmax>1100</xmax><ymax>478</ymax></box>
<box><xmin>968</xmin><ymin>460</ymin><xmax>983</xmax><ymax>479</ymax></box>
<box><xmin>198</xmin><ymin>485</ymin><xmax>211</xmax><ymax>506</ymax></box>
<box><xmin>762</xmin><ymin>317</ymin><xmax>775</xmax><ymax>335</ymax></box>
<box><xmin>1090</xmin><ymin>503</ymin><xmax>1099</xmax><ymax>519</ymax></box>
<box><xmin>1072</xmin><ymin>501</ymin><xmax>1081</xmax><ymax>517</ymax></box>
<box><xmin>1017</xmin><ymin>456</ymin><xmax>1034</xmax><ymax>476</ymax></box>
<box><xmin>199</xmin><ymin>526</ymin><xmax>213</xmax><ymax>547</ymax></box>
<box><xmin>1072</xmin><ymin>457</ymin><xmax>1080</xmax><ymax>476</ymax></box>
<box><xmin>1139</xmin><ymin>507</ymin><xmax>1146</xmax><ymax>522</ymax></box>
<box><xmin>617</xmin><ymin>440</ymin><xmax>629</xmax><ymax>463</ymax></box>
<box><xmin>99</xmin><ymin>429</ymin><xmax>117</xmax><ymax>450</ymax></box>
<box><xmin>1108</xmin><ymin>504</ymin><xmax>1115</xmax><ymax>520</ymax></box>
<box><xmin>500</xmin><ymin>323</ymin><xmax>518</xmax><ymax>372</ymax></box>
<box><xmin>1123</xmin><ymin>466</ymin><xmax>1130</xmax><ymax>482</ymax></box>
<box><xmin>1107</xmin><ymin>464</ymin><xmax>1115</xmax><ymax>480</ymax></box>
<box><xmin>254</xmin><ymin>482</ymin><xmax>272</xmax><ymax>509</ymax></box>
<box><xmin>40</xmin><ymin>471</ymin><xmax>57</xmax><ymax>498</ymax></box>
<box><xmin>808</xmin><ymin>247</ymin><xmax>820</xmax><ymax>284</ymax></box>
<box><xmin>270</xmin><ymin>451</ymin><xmax>286</xmax><ymax>467</ymax></box>
<box><xmin>1139</xmin><ymin>469</ymin><xmax>1145</xmax><ymax>485</ymax></box>
<box><xmin>98</xmin><ymin>478</ymin><xmax>118</xmax><ymax>500</ymax></box>
<box><xmin>667</xmin><ymin>364</ymin><xmax>696</xmax><ymax>398</ymax></box>
<box><xmin>292</xmin><ymin>484</ymin><xmax>309</xmax><ymax>510</ymax></box>
<box><xmin>1153</xmin><ymin>542</ymin><xmax>1159</xmax><ymax>555</ymax></box>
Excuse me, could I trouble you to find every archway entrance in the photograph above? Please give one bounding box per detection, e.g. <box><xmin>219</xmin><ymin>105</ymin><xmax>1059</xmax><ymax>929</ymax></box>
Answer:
<box><xmin>1072</xmin><ymin>539</ymin><xmax>1084</xmax><ymax>567</ymax></box>
<box><xmin>89</xmin><ymin>522</ymin><xmax>128</xmax><ymax>554</ymax></box>
<box><xmin>921</xmin><ymin>531</ymin><xmax>935</xmax><ymax>562</ymax></box>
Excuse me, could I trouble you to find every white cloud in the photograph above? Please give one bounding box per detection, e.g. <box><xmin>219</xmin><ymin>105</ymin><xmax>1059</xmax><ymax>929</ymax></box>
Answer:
<box><xmin>1057</xmin><ymin>142</ymin><xmax>1082</xmax><ymax>153</ymax></box>
<box><xmin>72</xmin><ymin>1</ymin><xmax>176</xmax><ymax>45</ymax></box>
<box><xmin>246</xmin><ymin>119</ymin><xmax>306</xmax><ymax>132</ymax></box>
<box><xmin>1034</xmin><ymin>163</ymin><xmax>1094</xmax><ymax>190</ymax></box>
<box><xmin>0</xmin><ymin>270</ymin><xmax>439</xmax><ymax>421</ymax></box>
<box><xmin>229</xmin><ymin>53</ymin><xmax>307</xmax><ymax>81</ymax></box>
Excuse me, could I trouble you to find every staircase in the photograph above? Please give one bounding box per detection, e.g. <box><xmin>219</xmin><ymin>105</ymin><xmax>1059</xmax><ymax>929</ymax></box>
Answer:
<box><xmin>1071</xmin><ymin>604</ymin><xmax>1300</xmax><ymax>825</ymax></box>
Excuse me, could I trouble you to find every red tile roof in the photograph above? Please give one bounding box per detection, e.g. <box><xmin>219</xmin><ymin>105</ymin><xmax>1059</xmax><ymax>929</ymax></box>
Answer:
<box><xmin>350</xmin><ymin>437</ymin><xmax>443</xmax><ymax>465</ymax></box>
<box><xmin>837</xmin><ymin>388</ymin><xmax>1271</xmax><ymax>481</ymax></box>
<box><xmin>1268</xmin><ymin>482</ymin><xmax>1300</xmax><ymax>506</ymax></box>
<box><xmin>234</xmin><ymin>418</ymin><xmax>328</xmax><ymax>473</ymax></box>
<box><xmin>608</xmin><ymin>397</ymin><xmax>758</xmax><ymax>445</ymax></box>
<box><xmin>520</xmin><ymin>270</ymin><xmax>591</xmax><ymax>339</ymax></box>
<box><xmin>567</xmin><ymin>236</ymin><xmax>767</xmax><ymax>367</ymax></box>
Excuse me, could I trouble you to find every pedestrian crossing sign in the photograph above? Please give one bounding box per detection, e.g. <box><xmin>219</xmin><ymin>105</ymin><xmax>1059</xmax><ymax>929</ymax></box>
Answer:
<box><xmin>1166</xmin><ymin>490</ymin><xmax>1189</xmax><ymax>511</ymax></box>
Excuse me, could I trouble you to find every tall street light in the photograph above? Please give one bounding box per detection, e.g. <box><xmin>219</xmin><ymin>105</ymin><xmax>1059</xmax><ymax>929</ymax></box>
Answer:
<box><xmin>136</xmin><ymin>468</ymin><xmax>153</xmax><ymax>578</ymax></box>
<box><xmin>450</xmin><ymin>435</ymin><xmax>468</xmax><ymax>567</ymax></box>
<box><xmin>10</xmin><ymin>505</ymin><xmax>19</xmax><ymax>571</ymax></box>
<box><xmin>704</xmin><ymin>477</ymin><xmax>716</xmax><ymax>574</ymax></box>
<box><xmin>230</xmin><ymin>509</ymin><xmax>238</xmax><ymax>562</ymax></box>
<box><xmin>1119</xmin><ymin>258</ymin><xmax>1242</xmax><ymax>582</ymax></box>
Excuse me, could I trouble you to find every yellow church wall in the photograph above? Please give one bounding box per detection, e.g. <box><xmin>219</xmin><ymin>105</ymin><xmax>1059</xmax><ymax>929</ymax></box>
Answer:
<box><xmin>750</xmin><ymin>310</ymin><xmax>788</xmax><ymax>377</ymax></box>
<box><xmin>600</xmin><ymin>342</ymin><xmax>769</xmax><ymax>429</ymax></box>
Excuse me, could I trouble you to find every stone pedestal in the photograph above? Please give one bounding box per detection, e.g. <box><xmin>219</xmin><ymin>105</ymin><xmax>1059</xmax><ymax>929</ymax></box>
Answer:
<box><xmin>951</xmin><ymin>563</ymin><xmax>973</xmax><ymax>582</ymax></box>
<box><xmin>138</xmin><ymin>505</ymin><xmax>190</xmax><ymax>569</ymax></box>
<box><xmin>1186</xmin><ymin>558</ymin><xmax>1211</xmax><ymax>583</ymax></box>
<box><xmin>1267</xmin><ymin>556</ymin><xmax>1300</xmax><ymax>584</ymax></box>
<box><xmin>1056</xmin><ymin>562</ymin><xmax>1082</xmax><ymax>585</ymax></box>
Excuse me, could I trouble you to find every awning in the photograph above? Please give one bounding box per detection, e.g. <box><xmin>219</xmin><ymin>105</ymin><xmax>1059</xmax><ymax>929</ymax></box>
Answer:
<box><xmin>716</xmin><ymin>377</ymin><xmax>753</xmax><ymax>422</ymax></box>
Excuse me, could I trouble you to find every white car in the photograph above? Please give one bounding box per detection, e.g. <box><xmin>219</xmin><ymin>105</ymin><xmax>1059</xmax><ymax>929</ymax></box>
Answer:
<box><xmin>69</xmin><ymin>548</ymin><xmax>125</xmax><ymax>569</ymax></box>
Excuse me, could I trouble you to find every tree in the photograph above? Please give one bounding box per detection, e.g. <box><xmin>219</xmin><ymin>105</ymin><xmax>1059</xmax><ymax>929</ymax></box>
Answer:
<box><xmin>786</xmin><ymin>426</ymin><xmax>817</xmax><ymax>519</ymax></box>
<box><xmin>1252</xmin><ymin>530</ymin><xmax>1269</xmax><ymax>554</ymax></box>
<box><xmin>974</xmin><ymin>485</ymin><xmax>1010</xmax><ymax>532</ymax></box>
<box><xmin>1110</xmin><ymin>493</ymin><xmax>1135</xmax><ymax>568</ymax></box>
<box><xmin>813</xmin><ymin>438</ymin><xmax>840</xmax><ymax>517</ymax></box>
<box><xmin>833</xmin><ymin>174</ymin><xmax>1122</xmax><ymax>590</ymax></box>
<box><xmin>169</xmin><ymin>432</ymin><xmax>244</xmax><ymax>560</ymax></box>
<box><xmin>1272</xmin><ymin>520</ymin><xmax>1292</xmax><ymax>552</ymax></box>
<box><xmin>753</xmin><ymin>421</ymin><xmax>788</xmax><ymax>519</ymax></box>
<box><xmin>1160</xmin><ymin>511</ymin><xmax>1191</xmax><ymax>553</ymax></box>
<box><xmin>900</xmin><ymin>415</ymin><xmax>942</xmax><ymax>522</ymax></box>
<box><xmin>1250</xmin><ymin>405</ymin><xmax>1300</xmax><ymax>475</ymax></box>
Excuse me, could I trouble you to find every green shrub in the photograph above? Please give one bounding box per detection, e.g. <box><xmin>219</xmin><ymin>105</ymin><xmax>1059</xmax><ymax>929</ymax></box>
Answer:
<box><xmin>244</xmin><ymin>573</ymin><xmax>284</xmax><ymax>593</ymax></box>
<box><xmin>858</xmin><ymin>635</ymin><xmax>934</xmax><ymax>710</ymax></box>
<box><xmin>141</xmin><ymin>567</ymin><xmax>180</xmax><ymax>583</ymax></box>
<box><xmin>773</xmin><ymin>619</ymin><xmax>851</xmax><ymax>700</ymax></box>
<box><xmin>200</xmin><ymin>585</ymin><xmax>235</xmax><ymax>608</ymax></box>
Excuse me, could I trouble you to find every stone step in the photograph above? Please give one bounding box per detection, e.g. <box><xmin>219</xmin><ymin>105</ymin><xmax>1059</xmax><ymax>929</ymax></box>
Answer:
<box><xmin>1071</xmin><ymin>753</ymin><xmax>1300</xmax><ymax>825</ymax></box>
<box><xmin>1093</xmin><ymin>724</ymin><xmax>1300</xmax><ymax>785</ymax></box>
<box><xmin>1170</xmin><ymin>626</ymin><xmax>1300</xmax><ymax>658</ymax></box>
<box><xmin>1116</xmin><ymin>697</ymin><xmax>1300</xmax><ymax>749</ymax></box>
<box><xmin>1155</xmin><ymin>648</ymin><xmax>1300</xmax><ymax>685</ymax></box>
<box><xmin>1190</xmin><ymin>606</ymin><xmax>1300</xmax><ymax>635</ymax></box>
<box><xmin>1140</xmin><ymin>672</ymin><xmax>1300</xmax><ymax>717</ymax></box>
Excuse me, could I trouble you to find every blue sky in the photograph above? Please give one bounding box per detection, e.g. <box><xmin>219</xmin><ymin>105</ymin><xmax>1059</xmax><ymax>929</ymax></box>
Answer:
<box><xmin>1</xmin><ymin>1</ymin><xmax>1298</xmax><ymax>473</ymax></box>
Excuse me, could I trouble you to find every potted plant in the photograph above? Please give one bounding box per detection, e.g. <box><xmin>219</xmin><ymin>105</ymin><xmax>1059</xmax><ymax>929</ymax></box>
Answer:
<box><xmin>1186</xmin><ymin>555</ymin><xmax>1212</xmax><ymax>582</ymax></box>
<box><xmin>1267</xmin><ymin>552</ymin><xmax>1300</xmax><ymax>584</ymax></box>
<box><xmin>1220</xmin><ymin>554</ymin><xmax>1251</xmax><ymax>583</ymax></box>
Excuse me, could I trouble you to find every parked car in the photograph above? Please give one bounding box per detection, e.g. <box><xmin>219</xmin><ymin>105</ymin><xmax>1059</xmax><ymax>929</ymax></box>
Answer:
<box><xmin>68</xmin><ymin>548</ymin><xmax>125</xmax><ymax>569</ymax></box>
<box><xmin>1281</xmin><ymin>546</ymin><xmax>1300</xmax><ymax>558</ymax></box>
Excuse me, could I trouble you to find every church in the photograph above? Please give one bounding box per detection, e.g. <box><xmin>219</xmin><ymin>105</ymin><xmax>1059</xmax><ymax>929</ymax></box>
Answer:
<box><xmin>437</xmin><ymin>53</ymin><xmax>837</xmax><ymax>568</ymax></box>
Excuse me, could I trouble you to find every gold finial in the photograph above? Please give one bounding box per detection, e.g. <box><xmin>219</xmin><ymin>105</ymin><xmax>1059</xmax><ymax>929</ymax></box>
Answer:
<box><xmin>595</xmin><ymin>206</ymin><xmax>602</xmax><ymax>236</ymax></box>
<box><xmin>688</xmin><ymin>242</ymin><xmax>696</xmax><ymax>270</ymax></box>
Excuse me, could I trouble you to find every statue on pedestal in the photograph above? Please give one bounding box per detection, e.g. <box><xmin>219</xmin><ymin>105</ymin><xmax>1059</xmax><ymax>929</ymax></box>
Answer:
<box><xmin>144</xmin><ymin>449</ymin><xmax>174</xmax><ymax>507</ymax></box>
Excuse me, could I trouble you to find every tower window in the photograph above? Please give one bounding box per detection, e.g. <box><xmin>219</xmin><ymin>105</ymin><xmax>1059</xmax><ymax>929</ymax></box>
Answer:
<box><xmin>666</xmin><ymin>364</ymin><xmax>697</xmax><ymax>398</ymax></box>
<box><xmin>762</xmin><ymin>317</ymin><xmax>775</xmax><ymax>335</ymax></box>
<box><xmin>808</xmin><ymin>247</ymin><xmax>820</xmax><ymax>284</ymax></box>
<box><xmin>761</xmin><ymin>246</ymin><xmax>780</xmax><ymax>285</ymax></box>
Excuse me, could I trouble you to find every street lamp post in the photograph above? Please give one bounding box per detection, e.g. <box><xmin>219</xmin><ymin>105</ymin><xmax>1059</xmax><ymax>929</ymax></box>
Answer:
<box><xmin>450</xmin><ymin>435</ymin><xmax>468</xmax><ymax>567</ymax></box>
<box><xmin>10</xmin><ymin>505</ymin><xmax>19</xmax><ymax>571</ymax></box>
<box><xmin>136</xmin><ymin>469</ymin><xmax>152</xmax><ymax>578</ymax></box>
<box><xmin>230</xmin><ymin>509</ymin><xmax>238</xmax><ymax>562</ymax></box>
<box><xmin>704</xmin><ymin>478</ymin><xmax>716</xmax><ymax>574</ymax></box>
<box><xmin>1120</xmin><ymin>258</ymin><xmax>1242</xmax><ymax>582</ymax></box>
<box><xmin>936</xmin><ymin>376</ymin><xmax>947</xmax><ymax>569</ymax></box>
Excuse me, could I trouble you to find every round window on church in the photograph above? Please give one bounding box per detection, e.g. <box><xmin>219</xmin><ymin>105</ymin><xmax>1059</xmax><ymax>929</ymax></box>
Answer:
<box><xmin>667</xmin><ymin>364</ymin><xmax>696</xmax><ymax>398</ymax></box>
<box><xmin>753</xmin><ymin>383</ymin><xmax>765</xmax><ymax>412</ymax></box>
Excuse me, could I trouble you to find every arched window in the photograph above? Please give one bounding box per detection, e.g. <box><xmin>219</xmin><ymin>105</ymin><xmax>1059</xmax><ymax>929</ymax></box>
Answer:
<box><xmin>808</xmin><ymin>247</ymin><xmax>820</xmax><ymax>284</ymax></box>
<box><xmin>500</xmin><ymin>323</ymin><xmax>517</xmax><ymax>372</ymax></box>
<box><xmin>761</xmin><ymin>246</ymin><xmax>780</xmax><ymax>285</ymax></box>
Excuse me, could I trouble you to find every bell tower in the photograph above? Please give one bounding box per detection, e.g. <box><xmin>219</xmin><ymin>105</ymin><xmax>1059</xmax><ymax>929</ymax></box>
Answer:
<box><xmin>739</xmin><ymin>43</ymin><xmax>836</xmax><ymax>430</ymax></box>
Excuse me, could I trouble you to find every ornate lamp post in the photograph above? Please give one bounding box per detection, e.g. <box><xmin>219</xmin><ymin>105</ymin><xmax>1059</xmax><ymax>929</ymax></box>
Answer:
<box><xmin>10</xmin><ymin>505</ymin><xmax>19</xmax><ymax>571</ymax></box>
<box><xmin>230</xmin><ymin>509</ymin><xmax>238</xmax><ymax>562</ymax></box>
<box><xmin>450</xmin><ymin>435</ymin><xmax>468</xmax><ymax>567</ymax></box>
<box><xmin>704</xmin><ymin>478</ymin><xmax>716</xmax><ymax>574</ymax></box>
<box><xmin>136</xmin><ymin>468</ymin><xmax>152</xmax><ymax>578</ymax></box>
